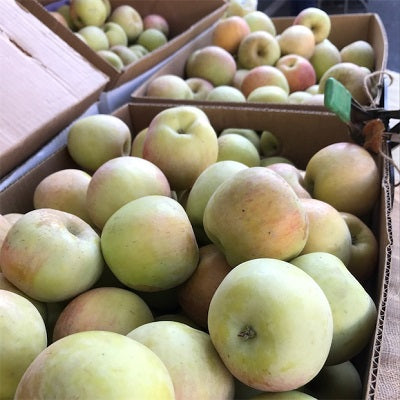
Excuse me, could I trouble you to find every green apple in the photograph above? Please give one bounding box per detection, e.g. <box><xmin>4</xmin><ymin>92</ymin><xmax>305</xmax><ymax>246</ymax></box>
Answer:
<box><xmin>86</xmin><ymin>156</ymin><xmax>171</xmax><ymax>230</ymax></box>
<box><xmin>128</xmin><ymin>321</ymin><xmax>235</xmax><ymax>399</ymax></box>
<box><xmin>244</xmin><ymin>10</ymin><xmax>276</xmax><ymax>35</ymax></box>
<box><xmin>293</xmin><ymin>7</ymin><xmax>331</xmax><ymax>44</ymax></box>
<box><xmin>53</xmin><ymin>287</ymin><xmax>154</xmax><ymax>341</ymax></box>
<box><xmin>203</xmin><ymin>167</ymin><xmax>309</xmax><ymax>266</ymax></box>
<box><xmin>217</xmin><ymin>133</ymin><xmax>260</xmax><ymax>167</ymax></box>
<box><xmin>145</xmin><ymin>74</ymin><xmax>194</xmax><ymax>100</ymax></box>
<box><xmin>291</xmin><ymin>252</ymin><xmax>377</xmax><ymax>365</ymax></box>
<box><xmin>278</xmin><ymin>25</ymin><xmax>315</xmax><ymax>59</ymax></box>
<box><xmin>220</xmin><ymin>128</ymin><xmax>260</xmax><ymax>152</ymax></box>
<box><xmin>208</xmin><ymin>258</ymin><xmax>333</xmax><ymax>391</ymax></box>
<box><xmin>14</xmin><ymin>331</ymin><xmax>175</xmax><ymax>399</ymax></box>
<box><xmin>97</xmin><ymin>49</ymin><xmax>124</xmax><ymax>71</ymax></box>
<box><xmin>340</xmin><ymin>40</ymin><xmax>375</xmax><ymax>71</ymax></box>
<box><xmin>129</xmin><ymin>43</ymin><xmax>149</xmax><ymax>58</ymax></box>
<box><xmin>110</xmin><ymin>45</ymin><xmax>139</xmax><ymax>66</ymax></box>
<box><xmin>103</xmin><ymin>21</ymin><xmax>128</xmax><ymax>47</ymax></box>
<box><xmin>238</xmin><ymin>31</ymin><xmax>281</xmax><ymax>69</ymax></box>
<box><xmin>101</xmin><ymin>195</ymin><xmax>199</xmax><ymax>291</ymax></box>
<box><xmin>304</xmin><ymin>142</ymin><xmax>380</xmax><ymax>216</ymax></box>
<box><xmin>305</xmin><ymin>84</ymin><xmax>319</xmax><ymax>94</ymax></box>
<box><xmin>185</xmin><ymin>77</ymin><xmax>214</xmax><ymax>100</ymax></box>
<box><xmin>143</xmin><ymin>14</ymin><xmax>170</xmax><ymax>37</ymax></box>
<box><xmin>137</xmin><ymin>28</ymin><xmax>168</xmax><ymax>51</ymax></box>
<box><xmin>0</xmin><ymin>209</ymin><xmax>104</xmax><ymax>303</ymax></box>
<box><xmin>247</xmin><ymin>85</ymin><xmax>289</xmax><ymax>103</ymax></box>
<box><xmin>74</xmin><ymin>32</ymin><xmax>88</xmax><ymax>44</ymax></box>
<box><xmin>131</xmin><ymin>127</ymin><xmax>148</xmax><ymax>157</ymax></box>
<box><xmin>310</xmin><ymin>39</ymin><xmax>341</xmax><ymax>82</ymax></box>
<box><xmin>67</xmin><ymin>114</ymin><xmax>132</xmax><ymax>172</ymax></box>
<box><xmin>69</xmin><ymin>0</ymin><xmax>108</xmax><ymax>28</ymax></box>
<box><xmin>77</xmin><ymin>26</ymin><xmax>109</xmax><ymax>51</ymax></box>
<box><xmin>142</xmin><ymin>106</ymin><xmax>219</xmax><ymax>190</ymax></box>
<box><xmin>109</xmin><ymin>5</ymin><xmax>143</xmax><ymax>43</ymax></box>
<box><xmin>206</xmin><ymin>85</ymin><xmax>246</xmax><ymax>102</ymax></box>
<box><xmin>0</xmin><ymin>290</ymin><xmax>47</xmax><ymax>400</ymax></box>
<box><xmin>33</xmin><ymin>168</ymin><xmax>92</xmax><ymax>225</ymax></box>
<box><xmin>260</xmin><ymin>130</ymin><xmax>281</xmax><ymax>157</ymax></box>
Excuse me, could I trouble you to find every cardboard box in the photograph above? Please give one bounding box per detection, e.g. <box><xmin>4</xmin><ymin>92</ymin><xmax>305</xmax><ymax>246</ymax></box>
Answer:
<box><xmin>18</xmin><ymin>0</ymin><xmax>228</xmax><ymax>90</ymax></box>
<box><xmin>0</xmin><ymin>103</ymin><xmax>397</xmax><ymax>399</ymax></box>
<box><xmin>0</xmin><ymin>0</ymin><xmax>109</xmax><ymax>178</ymax></box>
<box><xmin>131</xmin><ymin>12</ymin><xmax>388</xmax><ymax>109</ymax></box>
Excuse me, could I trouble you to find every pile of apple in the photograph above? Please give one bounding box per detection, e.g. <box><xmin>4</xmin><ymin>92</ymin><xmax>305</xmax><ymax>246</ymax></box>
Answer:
<box><xmin>143</xmin><ymin>7</ymin><xmax>377</xmax><ymax>106</ymax></box>
<box><xmin>51</xmin><ymin>0</ymin><xmax>170</xmax><ymax>71</ymax></box>
<box><xmin>0</xmin><ymin>105</ymin><xmax>381</xmax><ymax>399</ymax></box>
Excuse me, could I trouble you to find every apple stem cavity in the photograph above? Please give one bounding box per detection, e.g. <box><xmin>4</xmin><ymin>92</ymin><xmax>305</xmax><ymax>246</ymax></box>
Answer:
<box><xmin>238</xmin><ymin>325</ymin><xmax>256</xmax><ymax>340</ymax></box>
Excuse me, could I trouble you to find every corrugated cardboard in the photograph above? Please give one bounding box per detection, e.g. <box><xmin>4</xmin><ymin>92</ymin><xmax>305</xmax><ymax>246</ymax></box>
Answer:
<box><xmin>19</xmin><ymin>0</ymin><xmax>228</xmax><ymax>90</ymax></box>
<box><xmin>131</xmin><ymin>12</ymin><xmax>388</xmax><ymax>109</ymax></box>
<box><xmin>0</xmin><ymin>103</ymin><xmax>396</xmax><ymax>399</ymax></box>
<box><xmin>0</xmin><ymin>0</ymin><xmax>109</xmax><ymax>178</ymax></box>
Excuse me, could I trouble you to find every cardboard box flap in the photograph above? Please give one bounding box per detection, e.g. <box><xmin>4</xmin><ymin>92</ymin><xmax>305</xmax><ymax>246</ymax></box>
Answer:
<box><xmin>0</xmin><ymin>0</ymin><xmax>109</xmax><ymax>177</ymax></box>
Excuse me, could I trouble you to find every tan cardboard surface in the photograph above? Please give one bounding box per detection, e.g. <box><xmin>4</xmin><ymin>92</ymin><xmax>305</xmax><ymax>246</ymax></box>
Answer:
<box><xmin>0</xmin><ymin>0</ymin><xmax>108</xmax><ymax>178</ymax></box>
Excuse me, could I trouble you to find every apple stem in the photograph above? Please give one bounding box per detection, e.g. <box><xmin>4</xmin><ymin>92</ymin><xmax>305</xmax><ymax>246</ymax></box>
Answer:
<box><xmin>238</xmin><ymin>325</ymin><xmax>256</xmax><ymax>340</ymax></box>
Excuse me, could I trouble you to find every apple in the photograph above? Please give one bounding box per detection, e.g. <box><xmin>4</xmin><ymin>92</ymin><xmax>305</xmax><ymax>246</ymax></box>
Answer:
<box><xmin>260</xmin><ymin>156</ymin><xmax>294</xmax><ymax>166</ymax></box>
<box><xmin>185</xmin><ymin>77</ymin><xmax>214</xmax><ymax>100</ymax></box>
<box><xmin>14</xmin><ymin>331</ymin><xmax>175</xmax><ymax>399</ymax></box>
<box><xmin>56</xmin><ymin>5</ymin><xmax>76</xmax><ymax>30</ymax></box>
<box><xmin>212</xmin><ymin>15</ymin><xmax>251</xmax><ymax>54</ymax></box>
<box><xmin>302</xmin><ymin>93</ymin><xmax>325</xmax><ymax>105</ymax></box>
<box><xmin>266</xmin><ymin>163</ymin><xmax>311</xmax><ymax>198</ymax></box>
<box><xmin>143</xmin><ymin>14</ymin><xmax>169</xmax><ymax>37</ymax></box>
<box><xmin>241</xmin><ymin>65</ymin><xmax>289</xmax><ymax>97</ymax></box>
<box><xmin>244</xmin><ymin>10</ymin><xmax>276</xmax><ymax>36</ymax></box>
<box><xmin>206</xmin><ymin>85</ymin><xmax>246</xmax><ymax>102</ymax></box>
<box><xmin>276</xmin><ymin>54</ymin><xmax>316</xmax><ymax>93</ymax></box>
<box><xmin>178</xmin><ymin>244</ymin><xmax>232</xmax><ymax>329</ymax></box>
<box><xmin>232</xmin><ymin>68</ymin><xmax>249</xmax><ymax>89</ymax></box>
<box><xmin>33</xmin><ymin>168</ymin><xmax>92</xmax><ymax>225</ymax></box>
<box><xmin>67</xmin><ymin>114</ymin><xmax>132</xmax><ymax>172</ymax></box>
<box><xmin>305</xmin><ymin>84</ymin><xmax>319</xmax><ymax>94</ymax></box>
<box><xmin>103</xmin><ymin>21</ymin><xmax>128</xmax><ymax>47</ymax></box>
<box><xmin>128</xmin><ymin>321</ymin><xmax>235</xmax><ymax>399</ymax></box>
<box><xmin>109</xmin><ymin>5</ymin><xmax>143</xmax><ymax>43</ymax></box>
<box><xmin>53</xmin><ymin>287</ymin><xmax>154</xmax><ymax>341</ymax></box>
<box><xmin>217</xmin><ymin>133</ymin><xmax>260</xmax><ymax>167</ymax></box>
<box><xmin>137</xmin><ymin>28</ymin><xmax>168</xmax><ymax>51</ymax></box>
<box><xmin>225</xmin><ymin>0</ymin><xmax>257</xmax><ymax>17</ymax></box>
<box><xmin>247</xmin><ymin>85</ymin><xmax>289</xmax><ymax>103</ymax></box>
<box><xmin>208</xmin><ymin>258</ymin><xmax>333</xmax><ymax>391</ymax></box>
<box><xmin>131</xmin><ymin>127</ymin><xmax>148</xmax><ymax>157</ymax></box>
<box><xmin>3</xmin><ymin>213</ymin><xmax>23</xmax><ymax>226</ymax></box>
<box><xmin>260</xmin><ymin>130</ymin><xmax>281</xmax><ymax>157</ymax></box>
<box><xmin>97</xmin><ymin>49</ymin><xmax>124</xmax><ymax>71</ymax></box>
<box><xmin>128</xmin><ymin>43</ymin><xmax>149</xmax><ymax>58</ymax></box>
<box><xmin>220</xmin><ymin>128</ymin><xmax>260</xmax><ymax>152</ymax></box>
<box><xmin>74</xmin><ymin>32</ymin><xmax>88</xmax><ymax>44</ymax></box>
<box><xmin>298</xmin><ymin>198</ymin><xmax>352</xmax><ymax>264</ymax></box>
<box><xmin>145</xmin><ymin>74</ymin><xmax>194</xmax><ymax>100</ymax></box>
<box><xmin>101</xmin><ymin>195</ymin><xmax>199</xmax><ymax>291</ymax></box>
<box><xmin>340</xmin><ymin>40</ymin><xmax>375</xmax><ymax>70</ymax></box>
<box><xmin>318</xmin><ymin>62</ymin><xmax>374</xmax><ymax>105</ymax></box>
<box><xmin>185</xmin><ymin>45</ymin><xmax>237</xmax><ymax>87</ymax></box>
<box><xmin>77</xmin><ymin>26</ymin><xmax>109</xmax><ymax>51</ymax></box>
<box><xmin>340</xmin><ymin>212</ymin><xmax>378</xmax><ymax>282</ymax></box>
<box><xmin>310</xmin><ymin>39</ymin><xmax>341</xmax><ymax>82</ymax></box>
<box><xmin>293</xmin><ymin>7</ymin><xmax>331</xmax><ymax>44</ymax></box>
<box><xmin>304</xmin><ymin>142</ymin><xmax>380</xmax><ymax>216</ymax></box>
<box><xmin>278</xmin><ymin>25</ymin><xmax>315</xmax><ymax>59</ymax></box>
<box><xmin>49</xmin><ymin>11</ymin><xmax>69</xmax><ymax>28</ymax></box>
<box><xmin>291</xmin><ymin>252</ymin><xmax>377</xmax><ymax>365</ymax></box>
<box><xmin>69</xmin><ymin>0</ymin><xmax>108</xmax><ymax>29</ymax></box>
<box><xmin>86</xmin><ymin>156</ymin><xmax>171</xmax><ymax>230</ymax></box>
<box><xmin>142</xmin><ymin>106</ymin><xmax>219</xmax><ymax>190</ymax></box>
<box><xmin>0</xmin><ymin>215</ymin><xmax>11</xmax><ymax>254</ymax></box>
<box><xmin>0</xmin><ymin>290</ymin><xmax>47</xmax><ymax>400</ymax></box>
<box><xmin>110</xmin><ymin>45</ymin><xmax>139</xmax><ymax>66</ymax></box>
<box><xmin>185</xmin><ymin>160</ymin><xmax>248</xmax><ymax>232</ymax></box>
<box><xmin>0</xmin><ymin>209</ymin><xmax>104</xmax><ymax>303</ymax></box>
<box><xmin>203</xmin><ymin>167</ymin><xmax>309</xmax><ymax>266</ymax></box>
<box><xmin>237</xmin><ymin>31</ymin><xmax>281</xmax><ymax>69</ymax></box>
<box><xmin>288</xmin><ymin>91</ymin><xmax>313</xmax><ymax>104</ymax></box>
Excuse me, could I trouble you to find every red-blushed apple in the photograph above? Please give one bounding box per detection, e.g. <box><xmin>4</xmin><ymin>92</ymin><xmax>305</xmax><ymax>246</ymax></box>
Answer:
<box><xmin>212</xmin><ymin>15</ymin><xmax>251</xmax><ymax>54</ymax></box>
<box><xmin>102</xmin><ymin>21</ymin><xmax>128</xmax><ymax>47</ymax></box>
<box><xmin>77</xmin><ymin>26</ymin><xmax>109</xmax><ymax>51</ymax></box>
<box><xmin>101</xmin><ymin>195</ymin><xmax>199</xmax><ymax>291</ymax></box>
<box><xmin>128</xmin><ymin>321</ymin><xmax>235</xmax><ymax>399</ymax></box>
<box><xmin>67</xmin><ymin>114</ymin><xmax>131</xmax><ymax>172</ymax></box>
<box><xmin>33</xmin><ymin>168</ymin><xmax>92</xmax><ymax>225</ymax></box>
<box><xmin>206</xmin><ymin>85</ymin><xmax>246</xmax><ymax>102</ymax></box>
<box><xmin>53</xmin><ymin>287</ymin><xmax>154</xmax><ymax>341</ymax></box>
<box><xmin>237</xmin><ymin>31</ymin><xmax>281</xmax><ymax>69</ymax></box>
<box><xmin>142</xmin><ymin>106</ymin><xmax>219</xmax><ymax>190</ymax></box>
<box><xmin>276</xmin><ymin>54</ymin><xmax>316</xmax><ymax>93</ymax></box>
<box><xmin>0</xmin><ymin>209</ymin><xmax>104</xmax><ymax>303</ymax></box>
<box><xmin>185</xmin><ymin>77</ymin><xmax>214</xmax><ymax>100</ymax></box>
<box><xmin>241</xmin><ymin>65</ymin><xmax>289</xmax><ymax>97</ymax></box>
<box><xmin>310</xmin><ymin>39</ymin><xmax>341</xmax><ymax>82</ymax></box>
<box><xmin>278</xmin><ymin>25</ymin><xmax>315</xmax><ymax>59</ymax></box>
<box><xmin>232</xmin><ymin>68</ymin><xmax>249</xmax><ymax>89</ymax></box>
<box><xmin>203</xmin><ymin>167</ymin><xmax>309</xmax><ymax>266</ymax></box>
<box><xmin>288</xmin><ymin>91</ymin><xmax>313</xmax><ymax>104</ymax></box>
<box><xmin>86</xmin><ymin>156</ymin><xmax>171</xmax><ymax>230</ymax></box>
<box><xmin>208</xmin><ymin>258</ymin><xmax>333</xmax><ymax>391</ymax></box>
<box><xmin>178</xmin><ymin>244</ymin><xmax>232</xmax><ymax>329</ymax></box>
<box><xmin>304</xmin><ymin>142</ymin><xmax>380</xmax><ymax>216</ymax></box>
<box><xmin>14</xmin><ymin>331</ymin><xmax>175</xmax><ymax>399</ymax></box>
<box><xmin>340</xmin><ymin>40</ymin><xmax>375</xmax><ymax>71</ymax></box>
<box><xmin>0</xmin><ymin>290</ymin><xmax>48</xmax><ymax>400</ymax></box>
<box><xmin>145</xmin><ymin>74</ymin><xmax>194</xmax><ymax>100</ymax></box>
<box><xmin>298</xmin><ymin>198</ymin><xmax>352</xmax><ymax>264</ymax></box>
<box><xmin>109</xmin><ymin>5</ymin><xmax>143</xmax><ymax>43</ymax></box>
<box><xmin>340</xmin><ymin>212</ymin><xmax>378</xmax><ymax>282</ymax></box>
<box><xmin>244</xmin><ymin>10</ymin><xmax>276</xmax><ymax>36</ymax></box>
<box><xmin>137</xmin><ymin>28</ymin><xmax>168</xmax><ymax>51</ymax></box>
<box><xmin>247</xmin><ymin>85</ymin><xmax>289</xmax><ymax>103</ymax></box>
<box><xmin>291</xmin><ymin>252</ymin><xmax>377</xmax><ymax>365</ymax></box>
<box><xmin>131</xmin><ymin>127</ymin><xmax>148</xmax><ymax>157</ymax></box>
<box><xmin>293</xmin><ymin>7</ymin><xmax>331</xmax><ymax>44</ymax></box>
<box><xmin>185</xmin><ymin>46</ymin><xmax>237</xmax><ymax>87</ymax></box>
<box><xmin>220</xmin><ymin>128</ymin><xmax>261</xmax><ymax>152</ymax></box>
<box><xmin>69</xmin><ymin>0</ymin><xmax>108</xmax><ymax>28</ymax></box>
<box><xmin>143</xmin><ymin>13</ymin><xmax>169</xmax><ymax>37</ymax></box>
<box><xmin>217</xmin><ymin>133</ymin><xmax>260</xmax><ymax>166</ymax></box>
<box><xmin>260</xmin><ymin>130</ymin><xmax>281</xmax><ymax>157</ymax></box>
